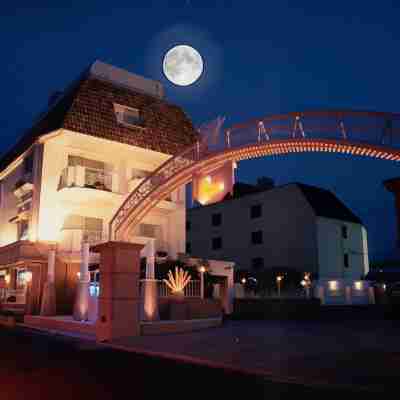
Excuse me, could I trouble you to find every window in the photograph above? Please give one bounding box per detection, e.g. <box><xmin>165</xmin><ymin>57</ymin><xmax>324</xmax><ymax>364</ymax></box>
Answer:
<box><xmin>252</xmin><ymin>257</ymin><xmax>264</xmax><ymax>270</ymax></box>
<box><xmin>211</xmin><ymin>213</ymin><xmax>222</xmax><ymax>227</ymax></box>
<box><xmin>251</xmin><ymin>230</ymin><xmax>263</xmax><ymax>245</ymax></box>
<box><xmin>344</xmin><ymin>254</ymin><xmax>349</xmax><ymax>268</ymax></box>
<box><xmin>186</xmin><ymin>220</ymin><xmax>191</xmax><ymax>231</ymax></box>
<box><xmin>17</xmin><ymin>220</ymin><xmax>29</xmax><ymax>240</ymax></box>
<box><xmin>250</xmin><ymin>204</ymin><xmax>262</xmax><ymax>219</ymax></box>
<box><xmin>341</xmin><ymin>226</ymin><xmax>348</xmax><ymax>239</ymax></box>
<box><xmin>131</xmin><ymin>168</ymin><xmax>149</xmax><ymax>180</ymax></box>
<box><xmin>138</xmin><ymin>223</ymin><xmax>159</xmax><ymax>238</ymax></box>
<box><xmin>63</xmin><ymin>215</ymin><xmax>103</xmax><ymax>242</ymax></box>
<box><xmin>114</xmin><ymin>104</ymin><xmax>144</xmax><ymax>127</ymax></box>
<box><xmin>68</xmin><ymin>156</ymin><xmax>105</xmax><ymax>170</ymax></box>
<box><xmin>23</xmin><ymin>153</ymin><xmax>34</xmax><ymax>175</ymax></box>
<box><xmin>212</xmin><ymin>237</ymin><xmax>222</xmax><ymax>250</ymax></box>
<box><xmin>186</xmin><ymin>242</ymin><xmax>191</xmax><ymax>254</ymax></box>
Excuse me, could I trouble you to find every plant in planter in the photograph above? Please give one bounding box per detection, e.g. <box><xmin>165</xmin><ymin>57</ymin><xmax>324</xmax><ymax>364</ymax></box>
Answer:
<box><xmin>163</xmin><ymin>267</ymin><xmax>191</xmax><ymax>300</ymax></box>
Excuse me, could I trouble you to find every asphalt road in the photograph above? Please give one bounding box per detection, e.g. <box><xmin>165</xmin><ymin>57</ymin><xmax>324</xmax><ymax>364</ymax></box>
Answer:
<box><xmin>0</xmin><ymin>327</ymin><xmax>383</xmax><ymax>399</ymax></box>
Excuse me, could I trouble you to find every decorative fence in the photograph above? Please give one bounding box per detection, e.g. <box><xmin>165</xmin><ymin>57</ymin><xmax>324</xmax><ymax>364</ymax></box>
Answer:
<box><xmin>140</xmin><ymin>279</ymin><xmax>201</xmax><ymax>298</ymax></box>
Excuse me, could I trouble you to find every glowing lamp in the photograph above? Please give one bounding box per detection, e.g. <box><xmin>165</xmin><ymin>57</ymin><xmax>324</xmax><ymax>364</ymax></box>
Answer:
<box><xmin>300</xmin><ymin>280</ymin><xmax>306</xmax><ymax>287</ymax></box>
<box><xmin>24</xmin><ymin>271</ymin><xmax>33</xmax><ymax>284</ymax></box>
<box><xmin>354</xmin><ymin>281</ymin><xmax>363</xmax><ymax>291</ymax></box>
<box><xmin>276</xmin><ymin>276</ymin><xmax>283</xmax><ymax>282</ymax></box>
<box><xmin>77</xmin><ymin>272</ymin><xmax>81</xmax><ymax>279</ymax></box>
<box><xmin>4</xmin><ymin>274</ymin><xmax>10</xmax><ymax>285</ymax></box>
<box><xmin>199</xmin><ymin>266</ymin><xmax>206</xmax><ymax>273</ymax></box>
<box><xmin>329</xmin><ymin>280</ymin><xmax>338</xmax><ymax>291</ymax></box>
<box><xmin>205</xmin><ymin>176</ymin><xmax>212</xmax><ymax>184</ymax></box>
<box><xmin>241</xmin><ymin>278</ymin><xmax>246</xmax><ymax>284</ymax></box>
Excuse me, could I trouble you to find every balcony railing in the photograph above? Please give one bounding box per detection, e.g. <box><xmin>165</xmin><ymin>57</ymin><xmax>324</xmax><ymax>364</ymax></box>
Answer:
<box><xmin>59</xmin><ymin>166</ymin><xmax>119</xmax><ymax>193</ymax></box>
<box><xmin>83</xmin><ymin>230</ymin><xmax>105</xmax><ymax>245</ymax></box>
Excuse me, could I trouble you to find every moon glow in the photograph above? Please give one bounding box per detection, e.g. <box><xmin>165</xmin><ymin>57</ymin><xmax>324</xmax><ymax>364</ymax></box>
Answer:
<box><xmin>163</xmin><ymin>45</ymin><xmax>203</xmax><ymax>86</ymax></box>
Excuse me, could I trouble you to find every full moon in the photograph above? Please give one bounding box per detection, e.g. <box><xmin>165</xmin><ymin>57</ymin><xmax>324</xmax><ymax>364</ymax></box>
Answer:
<box><xmin>163</xmin><ymin>45</ymin><xmax>203</xmax><ymax>86</ymax></box>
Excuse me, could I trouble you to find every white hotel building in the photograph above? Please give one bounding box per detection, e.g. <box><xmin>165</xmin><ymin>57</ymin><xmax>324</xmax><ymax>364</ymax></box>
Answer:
<box><xmin>0</xmin><ymin>61</ymin><xmax>198</xmax><ymax>314</ymax></box>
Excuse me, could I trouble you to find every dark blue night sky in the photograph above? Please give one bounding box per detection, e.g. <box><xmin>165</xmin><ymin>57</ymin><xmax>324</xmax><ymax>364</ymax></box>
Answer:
<box><xmin>1</xmin><ymin>1</ymin><xmax>400</xmax><ymax>261</ymax></box>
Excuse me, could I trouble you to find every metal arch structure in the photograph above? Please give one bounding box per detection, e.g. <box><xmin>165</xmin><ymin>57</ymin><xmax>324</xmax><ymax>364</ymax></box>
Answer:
<box><xmin>109</xmin><ymin>109</ymin><xmax>400</xmax><ymax>241</ymax></box>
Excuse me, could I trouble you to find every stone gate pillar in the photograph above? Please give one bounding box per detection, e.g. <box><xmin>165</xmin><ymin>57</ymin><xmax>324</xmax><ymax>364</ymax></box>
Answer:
<box><xmin>384</xmin><ymin>177</ymin><xmax>400</xmax><ymax>246</ymax></box>
<box><xmin>91</xmin><ymin>241</ymin><xmax>144</xmax><ymax>342</ymax></box>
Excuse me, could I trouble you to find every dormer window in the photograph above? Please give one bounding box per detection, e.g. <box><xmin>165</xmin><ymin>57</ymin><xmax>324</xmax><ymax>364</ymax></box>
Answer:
<box><xmin>114</xmin><ymin>103</ymin><xmax>144</xmax><ymax>128</ymax></box>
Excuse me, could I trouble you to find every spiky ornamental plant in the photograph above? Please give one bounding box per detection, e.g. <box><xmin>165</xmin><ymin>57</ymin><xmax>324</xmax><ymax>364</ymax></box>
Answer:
<box><xmin>163</xmin><ymin>267</ymin><xmax>191</xmax><ymax>295</ymax></box>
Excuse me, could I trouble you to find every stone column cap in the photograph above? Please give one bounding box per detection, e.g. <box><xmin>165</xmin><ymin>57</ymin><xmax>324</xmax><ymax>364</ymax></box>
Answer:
<box><xmin>90</xmin><ymin>241</ymin><xmax>145</xmax><ymax>253</ymax></box>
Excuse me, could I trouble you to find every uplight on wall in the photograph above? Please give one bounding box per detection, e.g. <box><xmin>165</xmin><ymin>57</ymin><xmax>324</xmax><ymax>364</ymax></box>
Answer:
<box><xmin>4</xmin><ymin>274</ymin><xmax>10</xmax><ymax>285</ymax></box>
<box><xmin>24</xmin><ymin>271</ymin><xmax>33</xmax><ymax>284</ymax></box>
<box><xmin>354</xmin><ymin>281</ymin><xmax>363</xmax><ymax>291</ymax></box>
<box><xmin>328</xmin><ymin>280</ymin><xmax>338</xmax><ymax>291</ymax></box>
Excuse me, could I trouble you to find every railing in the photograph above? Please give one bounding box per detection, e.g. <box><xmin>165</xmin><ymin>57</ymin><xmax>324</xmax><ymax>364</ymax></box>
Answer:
<box><xmin>110</xmin><ymin>110</ymin><xmax>400</xmax><ymax>240</ymax></box>
<box><xmin>83</xmin><ymin>230</ymin><xmax>105</xmax><ymax>245</ymax></box>
<box><xmin>59</xmin><ymin>166</ymin><xmax>114</xmax><ymax>192</ymax></box>
<box><xmin>140</xmin><ymin>279</ymin><xmax>201</xmax><ymax>298</ymax></box>
<box><xmin>110</xmin><ymin>142</ymin><xmax>206</xmax><ymax>239</ymax></box>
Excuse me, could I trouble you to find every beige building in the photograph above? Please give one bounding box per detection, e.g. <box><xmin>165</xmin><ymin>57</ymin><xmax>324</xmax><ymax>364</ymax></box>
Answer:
<box><xmin>187</xmin><ymin>181</ymin><xmax>370</xmax><ymax>281</ymax></box>
<box><xmin>0</xmin><ymin>61</ymin><xmax>198</xmax><ymax>314</ymax></box>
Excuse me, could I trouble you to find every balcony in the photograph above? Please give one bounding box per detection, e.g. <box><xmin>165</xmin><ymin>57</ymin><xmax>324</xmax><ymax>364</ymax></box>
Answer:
<box><xmin>58</xmin><ymin>229</ymin><xmax>105</xmax><ymax>263</ymax></box>
<box><xmin>13</xmin><ymin>175</ymin><xmax>33</xmax><ymax>198</ymax></box>
<box><xmin>58</xmin><ymin>166</ymin><xmax>121</xmax><ymax>206</ymax></box>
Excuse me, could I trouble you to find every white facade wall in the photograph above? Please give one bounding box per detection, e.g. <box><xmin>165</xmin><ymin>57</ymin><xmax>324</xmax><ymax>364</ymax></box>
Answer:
<box><xmin>188</xmin><ymin>185</ymin><xmax>319</xmax><ymax>273</ymax></box>
<box><xmin>188</xmin><ymin>184</ymin><xmax>370</xmax><ymax>280</ymax></box>
<box><xmin>316</xmin><ymin>217</ymin><xmax>369</xmax><ymax>280</ymax></box>
<box><xmin>0</xmin><ymin>162</ymin><xmax>26</xmax><ymax>245</ymax></box>
<box><xmin>0</xmin><ymin>129</ymin><xmax>186</xmax><ymax>260</ymax></box>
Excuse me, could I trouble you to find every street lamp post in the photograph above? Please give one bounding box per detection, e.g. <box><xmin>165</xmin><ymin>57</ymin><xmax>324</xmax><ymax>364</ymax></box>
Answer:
<box><xmin>276</xmin><ymin>275</ymin><xmax>283</xmax><ymax>298</ymax></box>
<box><xmin>199</xmin><ymin>266</ymin><xmax>206</xmax><ymax>299</ymax></box>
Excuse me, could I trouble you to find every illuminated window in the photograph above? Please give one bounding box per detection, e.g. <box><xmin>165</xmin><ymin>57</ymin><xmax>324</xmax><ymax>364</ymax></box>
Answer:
<box><xmin>211</xmin><ymin>213</ymin><xmax>222</xmax><ymax>227</ymax></box>
<box><xmin>131</xmin><ymin>168</ymin><xmax>149</xmax><ymax>180</ymax></box>
<box><xmin>250</xmin><ymin>204</ymin><xmax>262</xmax><ymax>219</ymax></box>
<box><xmin>342</xmin><ymin>226</ymin><xmax>348</xmax><ymax>239</ymax></box>
<box><xmin>212</xmin><ymin>237</ymin><xmax>222</xmax><ymax>250</ymax></box>
<box><xmin>63</xmin><ymin>215</ymin><xmax>103</xmax><ymax>243</ymax></box>
<box><xmin>114</xmin><ymin>104</ymin><xmax>144</xmax><ymax>128</ymax></box>
<box><xmin>251</xmin><ymin>230</ymin><xmax>263</xmax><ymax>245</ymax></box>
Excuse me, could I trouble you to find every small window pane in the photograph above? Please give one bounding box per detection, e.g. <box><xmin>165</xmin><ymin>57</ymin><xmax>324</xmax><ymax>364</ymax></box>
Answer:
<box><xmin>251</xmin><ymin>230</ymin><xmax>263</xmax><ymax>245</ymax></box>
<box><xmin>250</xmin><ymin>204</ymin><xmax>262</xmax><ymax>219</ymax></box>
<box><xmin>212</xmin><ymin>237</ymin><xmax>222</xmax><ymax>250</ymax></box>
<box><xmin>212</xmin><ymin>213</ymin><xmax>222</xmax><ymax>227</ymax></box>
<box><xmin>344</xmin><ymin>254</ymin><xmax>349</xmax><ymax>268</ymax></box>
